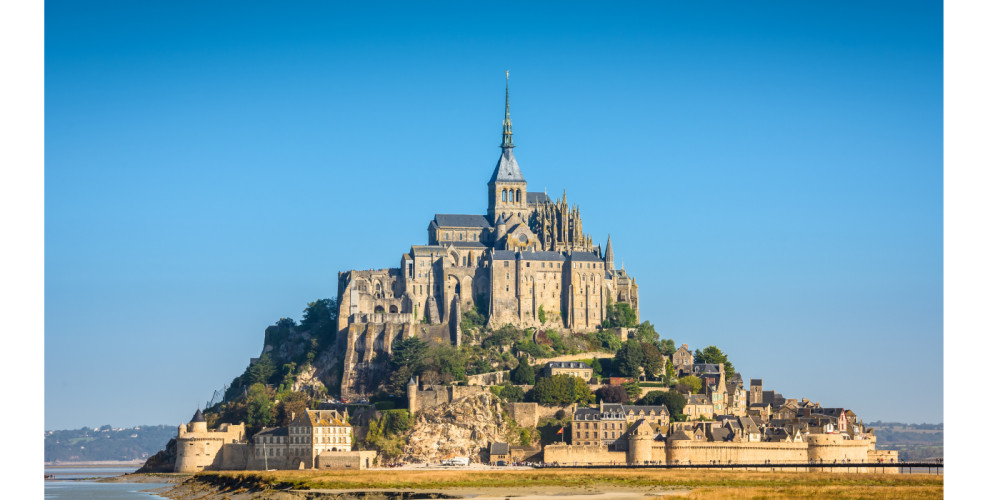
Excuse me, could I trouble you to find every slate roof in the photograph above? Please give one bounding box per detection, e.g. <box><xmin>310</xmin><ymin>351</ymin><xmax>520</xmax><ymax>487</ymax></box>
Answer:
<box><xmin>750</xmin><ymin>379</ymin><xmax>763</xmax><ymax>386</ymax></box>
<box><xmin>519</xmin><ymin>251</ymin><xmax>567</xmax><ymax>261</ymax></box>
<box><xmin>190</xmin><ymin>409</ymin><xmax>206</xmax><ymax>423</ymax></box>
<box><xmin>490</xmin><ymin>442</ymin><xmax>510</xmax><ymax>455</ymax></box>
<box><xmin>526</xmin><ymin>191</ymin><xmax>551</xmax><ymax>204</ymax></box>
<box><xmin>254</xmin><ymin>426</ymin><xmax>288</xmax><ymax>437</ymax></box>
<box><xmin>492</xmin><ymin>250</ymin><xmax>517</xmax><ymax>260</ymax></box>
<box><xmin>546</xmin><ymin>361</ymin><xmax>590</xmax><ymax>369</ymax></box>
<box><xmin>447</xmin><ymin>241</ymin><xmax>488</xmax><ymax>248</ymax></box>
<box><xmin>569</xmin><ymin>251</ymin><xmax>604</xmax><ymax>262</ymax></box>
<box><xmin>434</xmin><ymin>214</ymin><xmax>493</xmax><ymax>228</ymax></box>
<box><xmin>686</xmin><ymin>394</ymin><xmax>710</xmax><ymax>405</ymax></box>
<box><xmin>490</xmin><ymin>148</ymin><xmax>525</xmax><ymax>183</ymax></box>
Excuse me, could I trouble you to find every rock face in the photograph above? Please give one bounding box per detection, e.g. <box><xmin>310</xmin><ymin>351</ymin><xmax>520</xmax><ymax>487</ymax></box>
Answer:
<box><xmin>136</xmin><ymin>438</ymin><xmax>176</xmax><ymax>473</ymax></box>
<box><xmin>401</xmin><ymin>393</ymin><xmax>509</xmax><ymax>463</ymax></box>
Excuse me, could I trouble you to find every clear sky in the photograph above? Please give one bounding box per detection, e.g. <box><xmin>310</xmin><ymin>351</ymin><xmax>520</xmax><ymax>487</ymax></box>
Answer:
<box><xmin>44</xmin><ymin>0</ymin><xmax>942</xmax><ymax>429</ymax></box>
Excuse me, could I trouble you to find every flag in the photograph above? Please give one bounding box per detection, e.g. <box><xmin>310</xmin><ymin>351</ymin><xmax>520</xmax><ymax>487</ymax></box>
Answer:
<box><xmin>557</xmin><ymin>427</ymin><xmax>563</xmax><ymax>434</ymax></box>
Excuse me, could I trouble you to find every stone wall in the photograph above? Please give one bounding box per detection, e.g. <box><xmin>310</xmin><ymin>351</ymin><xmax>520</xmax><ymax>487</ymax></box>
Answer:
<box><xmin>505</xmin><ymin>402</ymin><xmax>539</xmax><ymax>428</ymax></box>
<box><xmin>468</xmin><ymin>370</ymin><xmax>507</xmax><ymax>386</ymax></box>
<box><xmin>317</xmin><ymin>450</ymin><xmax>378</xmax><ymax>469</ymax></box>
<box><xmin>666</xmin><ymin>441</ymin><xmax>808</xmax><ymax>465</ymax></box>
<box><xmin>409</xmin><ymin>384</ymin><xmax>493</xmax><ymax>413</ymax></box>
<box><xmin>543</xmin><ymin>443</ymin><xmax>627</xmax><ymax>465</ymax></box>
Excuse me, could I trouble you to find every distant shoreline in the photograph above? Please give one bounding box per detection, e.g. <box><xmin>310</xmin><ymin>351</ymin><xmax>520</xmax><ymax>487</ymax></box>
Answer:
<box><xmin>46</xmin><ymin>460</ymin><xmax>145</xmax><ymax>468</ymax></box>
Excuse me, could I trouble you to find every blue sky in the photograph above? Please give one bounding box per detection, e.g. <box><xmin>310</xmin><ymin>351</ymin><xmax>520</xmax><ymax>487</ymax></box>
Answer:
<box><xmin>44</xmin><ymin>1</ymin><xmax>942</xmax><ymax>429</ymax></box>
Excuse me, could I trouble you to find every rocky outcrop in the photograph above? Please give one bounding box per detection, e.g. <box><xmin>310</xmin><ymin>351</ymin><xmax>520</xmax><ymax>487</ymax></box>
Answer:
<box><xmin>136</xmin><ymin>438</ymin><xmax>176</xmax><ymax>473</ymax></box>
<box><xmin>401</xmin><ymin>393</ymin><xmax>509</xmax><ymax>463</ymax></box>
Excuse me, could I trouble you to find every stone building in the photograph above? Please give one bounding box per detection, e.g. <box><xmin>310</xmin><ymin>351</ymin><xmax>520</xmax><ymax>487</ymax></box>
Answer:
<box><xmin>336</xmin><ymin>79</ymin><xmax>640</xmax><ymax>398</ymax></box>
<box><xmin>571</xmin><ymin>402</ymin><xmax>671</xmax><ymax>449</ymax></box>
<box><xmin>543</xmin><ymin>361</ymin><xmax>593</xmax><ymax>380</ymax></box>
<box><xmin>671</xmin><ymin>344</ymin><xmax>694</xmax><ymax>372</ymax></box>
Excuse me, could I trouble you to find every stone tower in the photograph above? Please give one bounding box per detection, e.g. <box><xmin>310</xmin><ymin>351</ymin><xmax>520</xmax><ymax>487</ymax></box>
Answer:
<box><xmin>487</xmin><ymin>73</ymin><xmax>529</xmax><ymax>223</ymax></box>
<box><xmin>407</xmin><ymin>377</ymin><xmax>418</xmax><ymax>413</ymax></box>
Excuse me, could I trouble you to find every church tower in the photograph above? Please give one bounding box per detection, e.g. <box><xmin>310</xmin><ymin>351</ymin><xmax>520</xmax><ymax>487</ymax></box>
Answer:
<box><xmin>487</xmin><ymin>73</ymin><xmax>529</xmax><ymax>223</ymax></box>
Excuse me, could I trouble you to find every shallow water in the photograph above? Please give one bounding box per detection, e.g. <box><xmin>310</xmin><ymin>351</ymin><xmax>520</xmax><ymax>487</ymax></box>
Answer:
<box><xmin>45</xmin><ymin>466</ymin><xmax>168</xmax><ymax>499</ymax></box>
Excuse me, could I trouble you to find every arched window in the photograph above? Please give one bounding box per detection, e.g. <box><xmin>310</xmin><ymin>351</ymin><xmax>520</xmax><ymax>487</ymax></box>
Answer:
<box><xmin>516</xmin><ymin>189</ymin><xmax>521</xmax><ymax>202</ymax></box>
<box><xmin>502</xmin><ymin>189</ymin><xmax>507</xmax><ymax>202</ymax></box>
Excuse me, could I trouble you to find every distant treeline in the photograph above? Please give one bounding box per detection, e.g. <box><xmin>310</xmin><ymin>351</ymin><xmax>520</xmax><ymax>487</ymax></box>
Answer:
<box><xmin>45</xmin><ymin>425</ymin><xmax>177</xmax><ymax>462</ymax></box>
<box><xmin>867</xmin><ymin>421</ymin><xmax>943</xmax><ymax>431</ymax></box>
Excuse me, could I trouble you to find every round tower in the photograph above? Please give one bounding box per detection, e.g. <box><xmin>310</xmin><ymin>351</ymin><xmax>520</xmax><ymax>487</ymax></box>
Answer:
<box><xmin>626</xmin><ymin>420</ymin><xmax>654</xmax><ymax>465</ymax></box>
<box><xmin>189</xmin><ymin>408</ymin><xmax>208</xmax><ymax>433</ymax></box>
<box><xmin>407</xmin><ymin>377</ymin><xmax>418</xmax><ymax>413</ymax></box>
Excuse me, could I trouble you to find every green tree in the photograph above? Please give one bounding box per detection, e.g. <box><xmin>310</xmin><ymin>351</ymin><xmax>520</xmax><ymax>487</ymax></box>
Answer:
<box><xmin>639</xmin><ymin>390</ymin><xmax>687</xmax><ymax>421</ymax></box>
<box><xmin>511</xmin><ymin>357</ymin><xmax>536</xmax><ymax>385</ymax></box>
<box><xmin>613</xmin><ymin>339</ymin><xmax>644</xmax><ymax>378</ymax></box>
<box><xmin>491</xmin><ymin>383</ymin><xmax>526</xmax><ymax>402</ymax></box>
<box><xmin>595</xmin><ymin>331</ymin><xmax>622</xmax><ymax>352</ymax></box>
<box><xmin>537</xmin><ymin>305</ymin><xmax>547</xmax><ymax>324</ymax></box>
<box><xmin>622</xmin><ymin>380</ymin><xmax>642</xmax><ymax>400</ymax></box>
<box><xmin>246</xmin><ymin>353</ymin><xmax>277</xmax><ymax>386</ymax></box>
<box><xmin>596</xmin><ymin>385</ymin><xmax>628</xmax><ymax>403</ymax></box>
<box><xmin>604</xmin><ymin>302</ymin><xmax>638</xmax><ymax>328</ymax></box>
<box><xmin>532</xmin><ymin>374</ymin><xmax>592</xmax><ymax>406</ymax></box>
<box><xmin>658</xmin><ymin>339</ymin><xmax>677</xmax><ymax>357</ymax></box>
<box><xmin>276</xmin><ymin>391</ymin><xmax>309</xmax><ymax>426</ymax></box>
<box><xmin>639</xmin><ymin>342</ymin><xmax>664</xmax><ymax>378</ymax></box>
<box><xmin>589</xmin><ymin>356</ymin><xmax>604</xmax><ymax>377</ymax></box>
<box><xmin>392</xmin><ymin>336</ymin><xmax>429</xmax><ymax>370</ymax></box>
<box><xmin>694</xmin><ymin>345</ymin><xmax>735</xmax><ymax>379</ymax></box>
<box><xmin>245</xmin><ymin>383</ymin><xmax>276</xmax><ymax>431</ymax></box>
<box><xmin>634</xmin><ymin>321</ymin><xmax>659</xmax><ymax>344</ymax></box>
<box><xmin>676</xmin><ymin>375</ymin><xmax>702</xmax><ymax>394</ymax></box>
<box><xmin>300</xmin><ymin>298</ymin><xmax>336</xmax><ymax>330</ymax></box>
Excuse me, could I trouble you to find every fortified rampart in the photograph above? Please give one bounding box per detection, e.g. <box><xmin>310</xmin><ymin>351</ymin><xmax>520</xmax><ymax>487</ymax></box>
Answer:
<box><xmin>544</xmin><ymin>435</ymin><xmax>882</xmax><ymax>468</ymax></box>
<box><xmin>174</xmin><ymin>420</ymin><xmax>245</xmax><ymax>473</ymax></box>
<box><xmin>543</xmin><ymin>444</ymin><xmax>628</xmax><ymax>465</ymax></box>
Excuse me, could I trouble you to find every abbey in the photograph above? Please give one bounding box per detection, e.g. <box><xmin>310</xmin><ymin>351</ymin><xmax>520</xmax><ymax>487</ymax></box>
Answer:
<box><xmin>335</xmin><ymin>81</ymin><xmax>639</xmax><ymax>398</ymax></box>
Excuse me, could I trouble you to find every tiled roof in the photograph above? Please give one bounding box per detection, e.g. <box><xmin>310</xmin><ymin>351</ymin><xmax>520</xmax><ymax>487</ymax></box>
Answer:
<box><xmin>434</xmin><ymin>214</ymin><xmax>493</xmax><ymax>228</ymax></box>
<box><xmin>307</xmin><ymin>409</ymin><xmax>349</xmax><ymax>427</ymax></box>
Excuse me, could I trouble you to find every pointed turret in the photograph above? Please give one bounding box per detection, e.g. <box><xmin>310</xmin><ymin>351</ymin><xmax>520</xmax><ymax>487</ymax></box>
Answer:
<box><xmin>190</xmin><ymin>408</ymin><xmax>206</xmax><ymax>423</ymax></box>
<box><xmin>604</xmin><ymin>235</ymin><xmax>615</xmax><ymax>271</ymax></box>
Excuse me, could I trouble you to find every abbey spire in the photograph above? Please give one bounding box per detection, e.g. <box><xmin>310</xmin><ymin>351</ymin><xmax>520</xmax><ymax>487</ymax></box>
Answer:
<box><xmin>501</xmin><ymin>70</ymin><xmax>514</xmax><ymax>148</ymax></box>
<box><xmin>488</xmin><ymin>71</ymin><xmax>527</xmax><ymax>222</ymax></box>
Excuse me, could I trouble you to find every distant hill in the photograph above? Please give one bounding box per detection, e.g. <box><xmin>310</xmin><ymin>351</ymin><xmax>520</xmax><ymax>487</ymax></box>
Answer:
<box><xmin>867</xmin><ymin>421</ymin><xmax>943</xmax><ymax>461</ymax></box>
<box><xmin>45</xmin><ymin>425</ymin><xmax>177</xmax><ymax>462</ymax></box>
